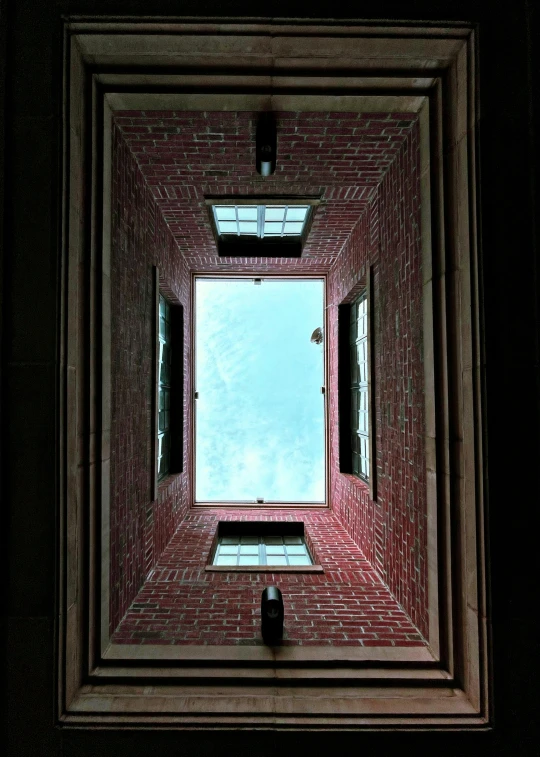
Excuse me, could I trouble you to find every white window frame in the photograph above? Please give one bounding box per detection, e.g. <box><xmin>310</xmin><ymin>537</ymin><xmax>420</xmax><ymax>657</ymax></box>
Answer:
<box><xmin>212</xmin><ymin>534</ymin><xmax>313</xmax><ymax>567</ymax></box>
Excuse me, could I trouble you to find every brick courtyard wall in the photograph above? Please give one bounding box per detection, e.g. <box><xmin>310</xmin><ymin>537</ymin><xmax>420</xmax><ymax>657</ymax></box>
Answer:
<box><xmin>109</xmin><ymin>111</ymin><xmax>426</xmax><ymax>641</ymax></box>
<box><xmin>112</xmin><ymin>509</ymin><xmax>426</xmax><ymax>647</ymax></box>
<box><xmin>110</xmin><ymin>125</ymin><xmax>192</xmax><ymax>633</ymax></box>
<box><xmin>115</xmin><ymin>111</ymin><xmax>418</xmax><ymax>268</ymax></box>
<box><xmin>328</xmin><ymin>123</ymin><xmax>428</xmax><ymax>638</ymax></box>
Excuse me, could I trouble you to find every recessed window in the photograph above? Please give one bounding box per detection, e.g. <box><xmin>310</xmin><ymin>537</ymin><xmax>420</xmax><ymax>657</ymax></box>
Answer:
<box><xmin>154</xmin><ymin>276</ymin><xmax>184</xmax><ymax>491</ymax></box>
<box><xmin>339</xmin><ymin>282</ymin><xmax>374</xmax><ymax>490</ymax></box>
<box><xmin>194</xmin><ymin>276</ymin><xmax>326</xmax><ymax>504</ymax></box>
<box><xmin>213</xmin><ymin>204</ymin><xmax>310</xmax><ymax>238</ymax></box>
<box><xmin>206</xmin><ymin>197</ymin><xmax>319</xmax><ymax>257</ymax></box>
<box><xmin>157</xmin><ymin>294</ymin><xmax>172</xmax><ymax>479</ymax></box>
<box><xmin>213</xmin><ymin>534</ymin><xmax>313</xmax><ymax>567</ymax></box>
<box><xmin>350</xmin><ymin>291</ymin><xmax>370</xmax><ymax>481</ymax></box>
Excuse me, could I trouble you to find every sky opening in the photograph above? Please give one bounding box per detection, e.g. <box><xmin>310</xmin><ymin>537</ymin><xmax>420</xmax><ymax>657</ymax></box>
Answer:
<box><xmin>195</xmin><ymin>277</ymin><xmax>325</xmax><ymax>502</ymax></box>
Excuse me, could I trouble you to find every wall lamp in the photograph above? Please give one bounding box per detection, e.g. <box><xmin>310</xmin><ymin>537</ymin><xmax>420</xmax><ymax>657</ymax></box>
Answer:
<box><xmin>256</xmin><ymin>112</ymin><xmax>277</xmax><ymax>176</ymax></box>
<box><xmin>261</xmin><ymin>586</ymin><xmax>284</xmax><ymax>644</ymax></box>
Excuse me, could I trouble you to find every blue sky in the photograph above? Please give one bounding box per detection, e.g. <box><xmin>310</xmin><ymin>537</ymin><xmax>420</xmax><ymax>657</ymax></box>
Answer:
<box><xmin>195</xmin><ymin>278</ymin><xmax>325</xmax><ymax>502</ymax></box>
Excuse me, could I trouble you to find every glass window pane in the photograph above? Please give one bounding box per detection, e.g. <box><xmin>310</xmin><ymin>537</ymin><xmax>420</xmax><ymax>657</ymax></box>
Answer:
<box><xmin>288</xmin><ymin>555</ymin><xmax>311</xmax><ymax>565</ymax></box>
<box><xmin>286</xmin><ymin>206</ymin><xmax>308</xmax><ymax>222</ymax></box>
<box><xmin>350</xmin><ymin>346</ymin><xmax>359</xmax><ymax>384</ymax></box>
<box><xmin>285</xmin><ymin>545</ymin><xmax>307</xmax><ymax>555</ymax></box>
<box><xmin>158</xmin><ymin>437</ymin><xmax>169</xmax><ymax>473</ymax></box>
<box><xmin>238</xmin><ymin>555</ymin><xmax>257</xmax><ymax>565</ymax></box>
<box><xmin>350</xmin><ymin>393</ymin><xmax>358</xmax><ymax>431</ymax></box>
<box><xmin>266</xmin><ymin>545</ymin><xmax>285</xmax><ymax>555</ymax></box>
<box><xmin>359</xmin><ymin>361</ymin><xmax>367</xmax><ymax>384</ymax></box>
<box><xmin>215</xmin><ymin>555</ymin><xmax>237</xmax><ymax>566</ymax></box>
<box><xmin>264</xmin><ymin>206</ymin><xmax>285</xmax><ymax>222</ymax></box>
<box><xmin>237</xmin><ymin>206</ymin><xmax>257</xmax><ymax>220</ymax></box>
<box><xmin>263</xmin><ymin>222</ymin><xmax>282</xmax><ymax>235</ymax></box>
<box><xmin>283</xmin><ymin>222</ymin><xmax>303</xmax><ymax>235</ymax></box>
<box><xmin>264</xmin><ymin>537</ymin><xmax>283</xmax><ymax>545</ymax></box>
<box><xmin>239</xmin><ymin>544</ymin><xmax>259</xmax><ymax>555</ymax></box>
<box><xmin>240</xmin><ymin>537</ymin><xmax>259</xmax><ymax>544</ymax></box>
<box><xmin>219</xmin><ymin>545</ymin><xmax>238</xmax><ymax>555</ymax></box>
<box><xmin>221</xmin><ymin>537</ymin><xmax>239</xmax><ymax>544</ymax></box>
<box><xmin>218</xmin><ymin>221</ymin><xmax>238</xmax><ymax>234</ymax></box>
<box><xmin>238</xmin><ymin>221</ymin><xmax>257</xmax><ymax>234</ymax></box>
<box><xmin>266</xmin><ymin>556</ymin><xmax>288</xmax><ymax>566</ymax></box>
<box><xmin>215</xmin><ymin>206</ymin><xmax>236</xmax><ymax>220</ymax></box>
<box><xmin>160</xmin><ymin>363</ymin><xmax>170</xmax><ymax>387</ymax></box>
<box><xmin>283</xmin><ymin>536</ymin><xmax>302</xmax><ymax>544</ymax></box>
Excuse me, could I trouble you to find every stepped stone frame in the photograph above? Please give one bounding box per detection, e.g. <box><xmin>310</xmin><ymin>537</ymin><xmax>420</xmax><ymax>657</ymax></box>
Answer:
<box><xmin>59</xmin><ymin>19</ymin><xmax>490</xmax><ymax>728</ymax></box>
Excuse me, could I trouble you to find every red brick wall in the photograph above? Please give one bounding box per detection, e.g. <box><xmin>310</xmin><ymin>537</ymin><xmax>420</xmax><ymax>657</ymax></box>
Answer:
<box><xmin>110</xmin><ymin>111</ymin><xmax>426</xmax><ymax>642</ymax></box>
<box><xmin>115</xmin><ymin>111</ymin><xmax>417</xmax><ymax>267</ymax></box>
<box><xmin>112</xmin><ymin>509</ymin><xmax>426</xmax><ymax>647</ymax></box>
<box><xmin>110</xmin><ymin>125</ymin><xmax>192</xmax><ymax>632</ymax></box>
<box><xmin>328</xmin><ymin>123</ymin><xmax>428</xmax><ymax>637</ymax></box>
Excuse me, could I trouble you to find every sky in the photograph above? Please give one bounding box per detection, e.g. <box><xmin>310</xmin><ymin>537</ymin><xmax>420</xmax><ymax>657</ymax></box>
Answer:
<box><xmin>195</xmin><ymin>278</ymin><xmax>325</xmax><ymax>502</ymax></box>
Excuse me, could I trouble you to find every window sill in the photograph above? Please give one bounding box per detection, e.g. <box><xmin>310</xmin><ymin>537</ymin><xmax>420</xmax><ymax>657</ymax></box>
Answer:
<box><xmin>341</xmin><ymin>472</ymin><xmax>377</xmax><ymax>503</ymax></box>
<box><xmin>157</xmin><ymin>471</ymin><xmax>182</xmax><ymax>496</ymax></box>
<box><xmin>205</xmin><ymin>565</ymin><xmax>324</xmax><ymax>574</ymax></box>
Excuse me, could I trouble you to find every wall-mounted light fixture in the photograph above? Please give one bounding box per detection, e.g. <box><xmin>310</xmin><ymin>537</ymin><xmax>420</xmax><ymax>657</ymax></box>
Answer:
<box><xmin>261</xmin><ymin>586</ymin><xmax>284</xmax><ymax>644</ymax></box>
<box><xmin>256</xmin><ymin>112</ymin><xmax>277</xmax><ymax>176</ymax></box>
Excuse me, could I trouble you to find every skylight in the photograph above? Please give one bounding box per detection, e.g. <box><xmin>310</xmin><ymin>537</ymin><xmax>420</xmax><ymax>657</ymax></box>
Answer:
<box><xmin>213</xmin><ymin>204</ymin><xmax>310</xmax><ymax>238</ymax></box>
<box><xmin>194</xmin><ymin>277</ymin><xmax>325</xmax><ymax>504</ymax></box>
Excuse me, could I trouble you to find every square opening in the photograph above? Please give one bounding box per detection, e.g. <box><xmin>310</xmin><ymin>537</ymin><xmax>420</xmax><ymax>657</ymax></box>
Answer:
<box><xmin>194</xmin><ymin>276</ymin><xmax>326</xmax><ymax>505</ymax></box>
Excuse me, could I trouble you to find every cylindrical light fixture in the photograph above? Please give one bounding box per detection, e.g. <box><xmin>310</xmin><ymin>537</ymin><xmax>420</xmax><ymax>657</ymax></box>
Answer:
<box><xmin>261</xmin><ymin>586</ymin><xmax>284</xmax><ymax>644</ymax></box>
<box><xmin>256</xmin><ymin>112</ymin><xmax>277</xmax><ymax>176</ymax></box>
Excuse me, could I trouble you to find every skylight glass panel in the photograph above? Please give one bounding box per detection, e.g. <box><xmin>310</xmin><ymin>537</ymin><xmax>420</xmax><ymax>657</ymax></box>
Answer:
<box><xmin>212</xmin><ymin>204</ymin><xmax>311</xmax><ymax>239</ymax></box>
<box><xmin>195</xmin><ymin>278</ymin><xmax>325</xmax><ymax>503</ymax></box>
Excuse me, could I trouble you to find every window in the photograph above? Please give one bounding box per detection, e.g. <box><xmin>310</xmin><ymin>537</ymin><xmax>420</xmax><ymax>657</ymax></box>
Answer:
<box><xmin>350</xmin><ymin>291</ymin><xmax>369</xmax><ymax>481</ymax></box>
<box><xmin>339</xmin><ymin>276</ymin><xmax>374</xmax><ymax>493</ymax></box>
<box><xmin>213</xmin><ymin>204</ymin><xmax>310</xmax><ymax>238</ymax></box>
<box><xmin>213</xmin><ymin>534</ymin><xmax>313</xmax><ymax>567</ymax></box>
<box><xmin>206</xmin><ymin>197</ymin><xmax>319</xmax><ymax>256</ymax></box>
<box><xmin>157</xmin><ymin>294</ymin><xmax>172</xmax><ymax>480</ymax></box>
<box><xmin>208</xmin><ymin>521</ymin><xmax>318</xmax><ymax>570</ymax></box>
<box><xmin>153</xmin><ymin>270</ymin><xmax>184</xmax><ymax>492</ymax></box>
